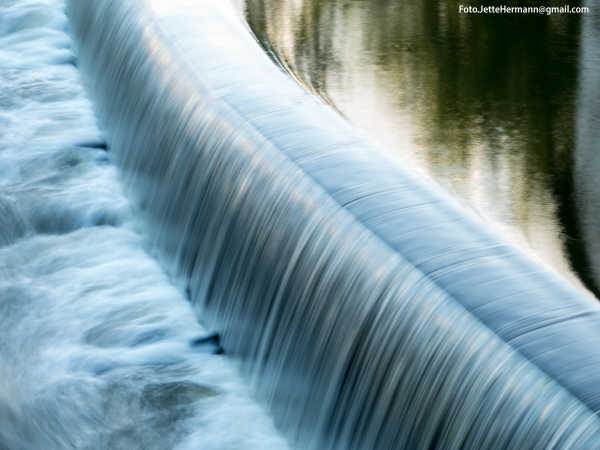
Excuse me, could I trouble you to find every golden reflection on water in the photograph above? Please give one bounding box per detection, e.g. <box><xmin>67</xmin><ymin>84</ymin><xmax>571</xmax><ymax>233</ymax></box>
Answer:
<box><xmin>245</xmin><ymin>0</ymin><xmax>596</xmax><ymax>295</ymax></box>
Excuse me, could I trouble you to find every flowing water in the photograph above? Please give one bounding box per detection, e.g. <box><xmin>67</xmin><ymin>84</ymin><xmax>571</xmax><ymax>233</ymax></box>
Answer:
<box><xmin>4</xmin><ymin>0</ymin><xmax>600</xmax><ymax>448</ymax></box>
<box><xmin>244</xmin><ymin>0</ymin><xmax>600</xmax><ymax>297</ymax></box>
<box><xmin>0</xmin><ymin>0</ymin><xmax>289</xmax><ymax>448</ymax></box>
<box><xmin>65</xmin><ymin>0</ymin><xmax>600</xmax><ymax>448</ymax></box>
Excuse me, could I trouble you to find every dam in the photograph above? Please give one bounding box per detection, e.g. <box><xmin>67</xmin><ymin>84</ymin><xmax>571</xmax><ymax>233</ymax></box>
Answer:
<box><xmin>1</xmin><ymin>0</ymin><xmax>600</xmax><ymax>448</ymax></box>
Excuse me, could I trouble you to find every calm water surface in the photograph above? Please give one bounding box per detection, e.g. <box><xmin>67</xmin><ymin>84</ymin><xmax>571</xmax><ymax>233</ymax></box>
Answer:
<box><xmin>244</xmin><ymin>0</ymin><xmax>600</xmax><ymax>297</ymax></box>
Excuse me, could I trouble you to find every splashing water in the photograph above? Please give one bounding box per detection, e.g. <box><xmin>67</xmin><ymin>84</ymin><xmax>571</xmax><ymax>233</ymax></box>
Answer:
<box><xmin>0</xmin><ymin>0</ymin><xmax>289</xmax><ymax>448</ymax></box>
<box><xmin>65</xmin><ymin>0</ymin><xmax>600</xmax><ymax>449</ymax></box>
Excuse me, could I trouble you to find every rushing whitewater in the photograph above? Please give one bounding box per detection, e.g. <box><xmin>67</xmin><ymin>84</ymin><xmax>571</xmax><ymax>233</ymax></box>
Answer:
<box><xmin>0</xmin><ymin>1</ymin><xmax>289</xmax><ymax>448</ymax></box>
<box><xmin>63</xmin><ymin>0</ymin><xmax>600</xmax><ymax>449</ymax></box>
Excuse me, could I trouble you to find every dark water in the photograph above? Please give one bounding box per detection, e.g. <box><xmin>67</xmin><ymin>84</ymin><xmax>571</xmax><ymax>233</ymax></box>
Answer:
<box><xmin>244</xmin><ymin>0</ymin><xmax>599</xmax><ymax>297</ymax></box>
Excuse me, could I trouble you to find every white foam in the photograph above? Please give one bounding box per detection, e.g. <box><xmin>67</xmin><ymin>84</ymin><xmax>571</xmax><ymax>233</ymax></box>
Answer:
<box><xmin>0</xmin><ymin>1</ymin><xmax>289</xmax><ymax>448</ymax></box>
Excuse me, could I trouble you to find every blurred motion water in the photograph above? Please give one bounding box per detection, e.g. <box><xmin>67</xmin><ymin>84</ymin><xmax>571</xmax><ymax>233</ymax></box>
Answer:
<box><xmin>244</xmin><ymin>0</ymin><xmax>599</xmax><ymax>296</ymax></box>
<box><xmin>5</xmin><ymin>0</ymin><xmax>600</xmax><ymax>447</ymax></box>
<box><xmin>65</xmin><ymin>0</ymin><xmax>600</xmax><ymax>448</ymax></box>
<box><xmin>0</xmin><ymin>0</ymin><xmax>288</xmax><ymax>448</ymax></box>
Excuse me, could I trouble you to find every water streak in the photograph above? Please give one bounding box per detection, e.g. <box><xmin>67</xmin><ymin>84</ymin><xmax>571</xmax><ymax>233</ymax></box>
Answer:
<box><xmin>0</xmin><ymin>0</ymin><xmax>288</xmax><ymax>448</ymax></box>
<box><xmin>67</xmin><ymin>0</ymin><xmax>600</xmax><ymax>448</ymax></box>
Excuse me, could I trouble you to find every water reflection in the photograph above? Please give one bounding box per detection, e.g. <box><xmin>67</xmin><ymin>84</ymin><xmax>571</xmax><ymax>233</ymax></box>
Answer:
<box><xmin>576</xmin><ymin>1</ymin><xmax>600</xmax><ymax>295</ymax></box>
<box><xmin>245</xmin><ymin>0</ymin><xmax>599</xmax><ymax>296</ymax></box>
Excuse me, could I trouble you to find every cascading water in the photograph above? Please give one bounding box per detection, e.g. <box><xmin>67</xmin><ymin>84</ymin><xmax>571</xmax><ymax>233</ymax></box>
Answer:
<box><xmin>0</xmin><ymin>0</ymin><xmax>289</xmax><ymax>448</ymax></box>
<box><xmin>62</xmin><ymin>0</ymin><xmax>600</xmax><ymax>449</ymax></box>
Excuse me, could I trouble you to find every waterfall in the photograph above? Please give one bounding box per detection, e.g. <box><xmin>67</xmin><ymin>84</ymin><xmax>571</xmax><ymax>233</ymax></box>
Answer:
<box><xmin>66</xmin><ymin>0</ymin><xmax>600</xmax><ymax>448</ymax></box>
<box><xmin>0</xmin><ymin>0</ymin><xmax>288</xmax><ymax>448</ymax></box>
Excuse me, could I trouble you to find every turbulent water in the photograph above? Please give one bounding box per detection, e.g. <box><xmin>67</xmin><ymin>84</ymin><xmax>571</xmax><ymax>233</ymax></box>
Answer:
<box><xmin>0</xmin><ymin>1</ymin><xmax>288</xmax><ymax>448</ymax></box>
<box><xmin>64</xmin><ymin>0</ymin><xmax>600</xmax><ymax>449</ymax></box>
<box><xmin>4</xmin><ymin>0</ymin><xmax>600</xmax><ymax>448</ymax></box>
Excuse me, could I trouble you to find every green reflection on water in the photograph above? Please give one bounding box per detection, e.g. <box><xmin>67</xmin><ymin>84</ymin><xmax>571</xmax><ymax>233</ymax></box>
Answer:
<box><xmin>245</xmin><ymin>0</ymin><xmax>598</xmax><ymax>296</ymax></box>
